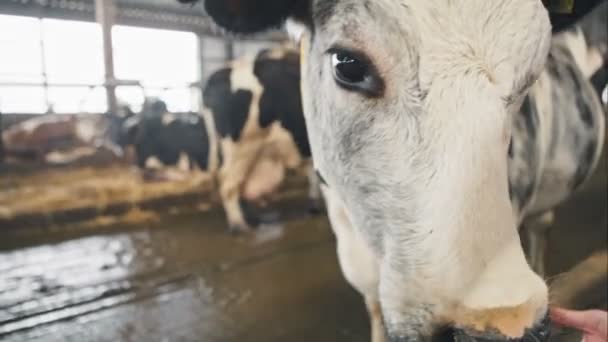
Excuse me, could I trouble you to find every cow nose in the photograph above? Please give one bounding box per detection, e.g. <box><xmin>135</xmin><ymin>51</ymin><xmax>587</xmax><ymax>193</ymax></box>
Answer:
<box><xmin>433</xmin><ymin>315</ymin><xmax>551</xmax><ymax>342</ymax></box>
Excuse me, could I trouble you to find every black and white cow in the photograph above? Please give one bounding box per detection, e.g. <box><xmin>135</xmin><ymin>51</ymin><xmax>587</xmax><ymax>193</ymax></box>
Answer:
<box><xmin>514</xmin><ymin>1</ymin><xmax>607</xmax><ymax>278</ymax></box>
<box><xmin>103</xmin><ymin>103</ymin><xmax>138</xmax><ymax>157</ymax></box>
<box><xmin>120</xmin><ymin>98</ymin><xmax>213</xmax><ymax>181</ymax></box>
<box><xmin>204</xmin><ymin>45</ymin><xmax>320</xmax><ymax>232</ymax></box>
<box><xmin>181</xmin><ymin>0</ymin><xmax>606</xmax><ymax>341</ymax></box>
<box><xmin>551</xmin><ymin>0</ymin><xmax>607</xmax><ymax>103</ymax></box>
<box><xmin>564</xmin><ymin>0</ymin><xmax>608</xmax><ymax>105</ymax></box>
<box><xmin>125</xmin><ymin>48</ymin><xmax>321</xmax><ymax>231</ymax></box>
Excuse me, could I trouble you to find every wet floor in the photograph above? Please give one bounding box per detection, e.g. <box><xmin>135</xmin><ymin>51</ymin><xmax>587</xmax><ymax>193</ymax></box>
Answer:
<box><xmin>0</xmin><ymin>203</ymin><xmax>369</xmax><ymax>342</ymax></box>
<box><xmin>0</xmin><ymin>161</ymin><xmax>606</xmax><ymax>342</ymax></box>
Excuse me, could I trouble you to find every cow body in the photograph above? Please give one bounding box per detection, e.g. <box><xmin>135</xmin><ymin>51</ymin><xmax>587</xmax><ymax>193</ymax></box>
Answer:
<box><xmin>127</xmin><ymin>47</ymin><xmax>320</xmax><ymax>231</ymax></box>
<box><xmin>2</xmin><ymin>115</ymin><xmax>80</xmax><ymax>160</ymax></box>
<box><xmin>124</xmin><ymin>99</ymin><xmax>213</xmax><ymax>181</ymax></box>
<box><xmin>204</xmin><ymin>46</ymin><xmax>318</xmax><ymax>232</ymax></box>
<box><xmin>1</xmin><ymin>114</ymin><xmax>121</xmax><ymax>163</ymax></box>
<box><xmin>183</xmin><ymin>0</ymin><xmax>605</xmax><ymax>340</ymax></box>
<box><xmin>513</xmin><ymin>44</ymin><xmax>605</xmax><ymax>219</ymax></box>
<box><xmin>0</xmin><ymin>104</ymin><xmax>135</xmax><ymax>164</ymax></box>
<box><xmin>512</xmin><ymin>3</ymin><xmax>607</xmax><ymax>277</ymax></box>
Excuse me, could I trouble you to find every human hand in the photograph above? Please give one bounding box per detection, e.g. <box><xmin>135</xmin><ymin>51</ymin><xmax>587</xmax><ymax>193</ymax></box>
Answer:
<box><xmin>551</xmin><ymin>308</ymin><xmax>608</xmax><ymax>342</ymax></box>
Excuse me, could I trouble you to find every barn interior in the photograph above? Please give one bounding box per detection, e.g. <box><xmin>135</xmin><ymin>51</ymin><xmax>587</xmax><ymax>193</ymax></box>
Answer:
<box><xmin>0</xmin><ymin>1</ymin><xmax>606</xmax><ymax>342</ymax></box>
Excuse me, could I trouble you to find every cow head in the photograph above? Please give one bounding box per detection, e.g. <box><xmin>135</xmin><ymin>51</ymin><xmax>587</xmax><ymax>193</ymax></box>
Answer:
<box><xmin>102</xmin><ymin>103</ymin><xmax>137</xmax><ymax>155</ymax></box>
<box><xmin>184</xmin><ymin>0</ymin><xmax>566</xmax><ymax>340</ymax></box>
<box><xmin>141</xmin><ymin>97</ymin><xmax>169</xmax><ymax>118</ymax></box>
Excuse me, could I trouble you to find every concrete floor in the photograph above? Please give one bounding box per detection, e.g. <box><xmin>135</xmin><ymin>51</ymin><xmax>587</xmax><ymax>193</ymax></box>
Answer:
<box><xmin>0</xmin><ymin>161</ymin><xmax>605</xmax><ymax>342</ymax></box>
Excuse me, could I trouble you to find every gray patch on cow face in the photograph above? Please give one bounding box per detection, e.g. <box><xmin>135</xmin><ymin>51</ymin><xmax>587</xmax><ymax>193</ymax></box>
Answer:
<box><xmin>312</xmin><ymin>0</ymin><xmax>339</xmax><ymax>29</ymax></box>
<box><xmin>306</xmin><ymin>0</ymin><xmax>424</xmax><ymax>251</ymax></box>
<box><xmin>508</xmin><ymin>95</ymin><xmax>542</xmax><ymax>216</ymax></box>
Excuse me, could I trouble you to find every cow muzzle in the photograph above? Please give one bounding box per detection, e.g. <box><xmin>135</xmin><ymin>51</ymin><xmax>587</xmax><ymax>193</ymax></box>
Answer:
<box><xmin>430</xmin><ymin>315</ymin><xmax>551</xmax><ymax>342</ymax></box>
<box><xmin>387</xmin><ymin>315</ymin><xmax>551</xmax><ymax>342</ymax></box>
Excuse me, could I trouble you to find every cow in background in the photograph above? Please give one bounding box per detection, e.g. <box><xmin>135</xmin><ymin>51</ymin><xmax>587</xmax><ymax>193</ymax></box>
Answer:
<box><xmin>2</xmin><ymin>114</ymin><xmax>80</xmax><ymax>161</ymax></box>
<box><xmin>512</xmin><ymin>0</ymin><xmax>607</xmax><ymax>277</ymax></box>
<box><xmin>559</xmin><ymin>0</ymin><xmax>607</xmax><ymax>106</ymax></box>
<box><xmin>204</xmin><ymin>45</ymin><xmax>320</xmax><ymax>232</ymax></box>
<box><xmin>1</xmin><ymin>107</ymin><xmax>135</xmax><ymax>165</ymax></box>
<box><xmin>124</xmin><ymin>47</ymin><xmax>321</xmax><ymax>232</ymax></box>
<box><xmin>121</xmin><ymin>98</ymin><xmax>213</xmax><ymax>182</ymax></box>
<box><xmin>101</xmin><ymin>103</ymin><xmax>138</xmax><ymax>157</ymax></box>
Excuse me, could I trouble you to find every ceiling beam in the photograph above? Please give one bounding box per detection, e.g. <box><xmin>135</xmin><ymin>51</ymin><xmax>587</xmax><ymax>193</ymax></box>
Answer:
<box><xmin>0</xmin><ymin>0</ymin><xmax>287</xmax><ymax>40</ymax></box>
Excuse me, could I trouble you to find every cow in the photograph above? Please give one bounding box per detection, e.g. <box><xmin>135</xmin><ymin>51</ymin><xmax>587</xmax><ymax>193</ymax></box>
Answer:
<box><xmin>204</xmin><ymin>45</ymin><xmax>321</xmax><ymax>232</ymax></box>
<box><xmin>124</xmin><ymin>48</ymin><xmax>321</xmax><ymax>232</ymax></box>
<box><xmin>2</xmin><ymin>114</ymin><xmax>81</xmax><ymax>161</ymax></box>
<box><xmin>102</xmin><ymin>103</ymin><xmax>138</xmax><ymax>157</ymax></box>
<box><xmin>554</xmin><ymin>0</ymin><xmax>607</xmax><ymax>103</ymax></box>
<box><xmin>0</xmin><ymin>106</ymin><xmax>134</xmax><ymax>164</ymax></box>
<box><xmin>181</xmin><ymin>0</ymin><xmax>606</xmax><ymax>341</ymax></box>
<box><xmin>120</xmin><ymin>98</ymin><xmax>214</xmax><ymax>182</ymax></box>
<box><xmin>516</xmin><ymin>2</ymin><xmax>607</xmax><ymax>278</ymax></box>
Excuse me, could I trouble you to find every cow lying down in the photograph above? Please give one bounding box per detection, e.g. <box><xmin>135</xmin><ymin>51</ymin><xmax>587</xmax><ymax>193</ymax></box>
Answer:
<box><xmin>124</xmin><ymin>47</ymin><xmax>322</xmax><ymax>232</ymax></box>
<box><xmin>2</xmin><ymin>110</ymin><xmax>132</xmax><ymax>165</ymax></box>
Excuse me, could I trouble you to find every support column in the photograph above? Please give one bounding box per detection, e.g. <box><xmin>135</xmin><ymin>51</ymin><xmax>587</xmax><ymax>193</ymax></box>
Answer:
<box><xmin>196</xmin><ymin>33</ymin><xmax>206</xmax><ymax>109</ymax></box>
<box><xmin>38</xmin><ymin>18</ymin><xmax>51</xmax><ymax>113</ymax></box>
<box><xmin>96</xmin><ymin>0</ymin><xmax>118</xmax><ymax>114</ymax></box>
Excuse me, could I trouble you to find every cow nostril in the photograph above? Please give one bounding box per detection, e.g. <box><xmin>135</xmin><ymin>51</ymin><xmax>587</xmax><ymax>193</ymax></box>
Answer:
<box><xmin>525</xmin><ymin>314</ymin><xmax>551</xmax><ymax>342</ymax></box>
<box><xmin>432</xmin><ymin>327</ymin><xmax>482</xmax><ymax>342</ymax></box>
<box><xmin>431</xmin><ymin>326</ymin><xmax>498</xmax><ymax>342</ymax></box>
<box><xmin>431</xmin><ymin>327</ymin><xmax>459</xmax><ymax>342</ymax></box>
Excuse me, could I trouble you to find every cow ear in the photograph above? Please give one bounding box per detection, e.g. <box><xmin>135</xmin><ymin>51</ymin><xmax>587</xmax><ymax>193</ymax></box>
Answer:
<box><xmin>179</xmin><ymin>0</ymin><xmax>308</xmax><ymax>34</ymax></box>
<box><xmin>544</xmin><ymin>0</ymin><xmax>606</xmax><ymax>33</ymax></box>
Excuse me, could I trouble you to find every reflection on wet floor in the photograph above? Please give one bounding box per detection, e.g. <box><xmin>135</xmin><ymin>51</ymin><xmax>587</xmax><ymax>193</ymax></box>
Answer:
<box><xmin>0</xmin><ymin>204</ymin><xmax>369</xmax><ymax>342</ymax></box>
<box><xmin>0</xmin><ymin>163</ymin><xmax>605</xmax><ymax>342</ymax></box>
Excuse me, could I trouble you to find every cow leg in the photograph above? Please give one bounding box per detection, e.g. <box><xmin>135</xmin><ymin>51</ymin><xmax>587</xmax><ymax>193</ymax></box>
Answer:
<box><xmin>218</xmin><ymin>139</ymin><xmax>264</xmax><ymax>233</ymax></box>
<box><xmin>220</xmin><ymin>170</ymin><xmax>252</xmax><ymax>233</ymax></box>
<box><xmin>522</xmin><ymin>211</ymin><xmax>555</xmax><ymax>277</ymax></box>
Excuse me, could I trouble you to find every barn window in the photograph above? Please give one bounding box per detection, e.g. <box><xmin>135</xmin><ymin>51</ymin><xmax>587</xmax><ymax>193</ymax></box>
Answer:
<box><xmin>112</xmin><ymin>25</ymin><xmax>199</xmax><ymax>113</ymax></box>
<box><xmin>0</xmin><ymin>15</ymin><xmax>106</xmax><ymax>114</ymax></box>
<box><xmin>42</xmin><ymin>18</ymin><xmax>106</xmax><ymax>114</ymax></box>
<box><xmin>0</xmin><ymin>16</ymin><xmax>200</xmax><ymax>115</ymax></box>
<box><xmin>0</xmin><ymin>15</ymin><xmax>46</xmax><ymax>113</ymax></box>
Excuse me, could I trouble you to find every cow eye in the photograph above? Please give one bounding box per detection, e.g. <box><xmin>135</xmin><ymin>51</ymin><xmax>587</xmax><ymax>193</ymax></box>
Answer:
<box><xmin>329</xmin><ymin>48</ymin><xmax>384</xmax><ymax>97</ymax></box>
<box><xmin>333</xmin><ymin>52</ymin><xmax>366</xmax><ymax>83</ymax></box>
